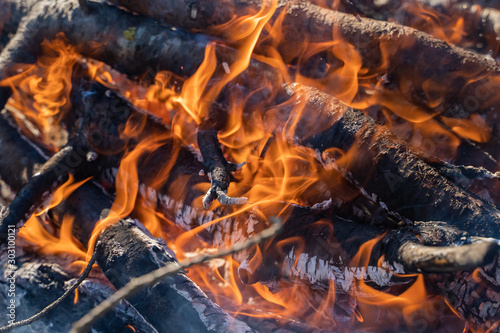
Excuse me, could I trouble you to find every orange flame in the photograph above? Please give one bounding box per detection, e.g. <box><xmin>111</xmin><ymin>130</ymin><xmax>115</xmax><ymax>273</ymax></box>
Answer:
<box><xmin>19</xmin><ymin>215</ymin><xmax>87</xmax><ymax>267</ymax></box>
<box><xmin>4</xmin><ymin>1</ymin><xmax>493</xmax><ymax>330</ymax></box>
<box><xmin>0</xmin><ymin>37</ymin><xmax>82</xmax><ymax>150</ymax></box>
<box><xmin>441</xmin><ymin>114</ymin><xmax>492</xmax><ymax>143</ymax></box>
<box><xmin>35</xmin><ymin>174</ymin><xmax>91</xmax><ymax>216</ymax></box>
<box><xmin>87</xmin><ymin>132</ymin><xmax>170</xmax><ymax>256</ymax></box>
<box><xmin>74</xmin><ymin>288</ymin><xmax>79</xmax><ymax>305</ymax></box>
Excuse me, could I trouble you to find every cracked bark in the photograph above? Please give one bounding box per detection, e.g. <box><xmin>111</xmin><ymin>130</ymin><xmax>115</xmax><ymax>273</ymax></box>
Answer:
<box><xmin>103</xmin><ymin>0</ymin><xmax>500</xmax><ymax>119</ymax></box>
<box><xmin>0</xmin><ymin>98</ymin><xmax>498</xmax><ymax>330</ymax></box>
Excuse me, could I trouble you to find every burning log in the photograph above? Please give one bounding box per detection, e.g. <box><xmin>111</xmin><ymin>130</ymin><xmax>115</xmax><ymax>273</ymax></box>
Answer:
<box><xmin>348</xmin><ymin>0</ymin><xmax>500</xmax><ymax>58</ymax></box>
<box><xmin>295</xmin><ymin>84</ymin><xmax>500</xmax><ymax>238</ymax></box>
<box><xmin>1</xmin><ymin>0</ymin><xmax>499</xmax><ymax>122</ymax></box>
<box><xmin>239</xmin><ymin>207</ymin><xmax>500</xmax><ymax>331</ymax></box>
<box><xmin>78</xmin><ymin>87</ymin><xmax>500</xmax><ymax>329</ymax></box>
<box><xmin>0</xmin><ymin>0</ymin><xmax>499</xmax><ymax>182</ymax></box>
<box><xmin>244</xmin><ymin>206</ymin><xmax>497</xmax><ymax>279</ymax></box>
<box><xmin>95</xmin><ymin>218</ymin><xmax>255</xmax><ymax>333</ymax></box>
<box><xmin>435</xmin><ymin>266</ymin><xmax>500</xmax><ymax>332</ymax></box>
<box><xmin>102</xmin><ymin>0</ymin><xmax>500</xmax><ymax>118</ymax></box>
<box><xmin>72</xmin><ymin>218</ymin><xmax>282</xmax><ymax>333</ymax></box>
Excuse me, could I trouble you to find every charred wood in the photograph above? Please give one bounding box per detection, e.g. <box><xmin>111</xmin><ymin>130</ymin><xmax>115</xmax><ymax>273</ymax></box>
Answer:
<box><xmin>294</xmin><ymin>85</ymin><xmax>500</xmax><ymax>238</ymax></box>
<box><xmin>237</xmin><ymin>206</ymin><xmax>499</xmax><ymax>330</ymax></box>
<box><xmin>0</xmin><ymin>0</ymin><xmax>209</xmax><ymax>79</ymax></box>
<box><xmin>5</xmin><ymin>74</ymin><xmax>498</xmax><ymax>248</ymax></box>
<box><xmin>0</xmin><ymin>138</ymin><xmax>96</xmax><ymax>242</ymax></box>
<box><xmin>104</xmin><ymin>0</ymin><xmax>500</xmax><ymax>118</ymax></box>
<box><xmin>434</xmin><ymin>265</ymin><xmax>500</xmax><ymax>332</ymax></box>
<box><xmin>95</xmin><ymin>218</ymin><xmax>255</xmax><ymax>333</ymax></box>
<box><xmin>0</xmin><ymin>78</ymin><xmax>139</xmax><ymax>242</ymax></box>
<box><xmin>1</xmin><ymin>0</ymin><xmax>499</xmax><ymax>122</ymax></box>
<box><xmin>0</xmin><ymin>113</ymin><xmax>45</xmax><ymax>193</ymax></box>
<box><xmin>0</xmin><ymin>250</ymin><xmax>156</xmax><ymax>333</ymax></box>
<box><xmin>428</xmin><ymin>160</ymin><xmax>500</xmax><ymax>205</ymax></box>
<box><xmin>347</xmin><ymin>0</ymin><xmax>500</xmax><ymax>58</ymax></box>
<box><xmin>198</xmin><ymin>130</ymin><xmax>247</xmax><ymax>208</ymax></box>
<box><xmin>0</xmin><ymin>0</ymin><xmax>499</xmax><ymax>175</ymax></box>
<box><xmin>0</xmin><ymin>113</ymin><xmax>255</xmax><ymax>333</ymax></box>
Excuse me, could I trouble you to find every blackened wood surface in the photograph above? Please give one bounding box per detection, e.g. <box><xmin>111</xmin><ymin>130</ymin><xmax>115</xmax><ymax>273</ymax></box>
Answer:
<box><xmin>0</xmin><ymin>115</ymin><xmax>255</xmax><ymax>333</ymax></box>
<box><xmin>96</xmin><ymin>219</ymin><xmax>254</xmax><ymax>333</ymax></box>
<box><xmin>0</xmin><ymin>251</ymin><xmax>157</xmax><ymax>333</ymax></box>
<box><xmin>294</xmin><ymin>85</ymin><xmax>500</xmax><ymax>238</ymax></box>
<box><xmin>104</xmin><ymin>0</ymin><xmax>500</xmax><ymax>118</ymax></box>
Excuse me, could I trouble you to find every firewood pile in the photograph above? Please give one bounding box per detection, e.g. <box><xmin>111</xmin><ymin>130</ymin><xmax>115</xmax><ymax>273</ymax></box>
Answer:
<box><xmin>0</xmin><ymin>0</ymin><xmax>499</xmax><ymax>332</ymax></box>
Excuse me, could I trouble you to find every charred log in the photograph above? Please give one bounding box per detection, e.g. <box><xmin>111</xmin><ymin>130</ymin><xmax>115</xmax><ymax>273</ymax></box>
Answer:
<box><xmin>428</xmin><ymin>160</ymin><xmax>500</xmax><ymax>205</ymax></box>
<box><xmin>294</xmin><ymin>85</ymin><xmax>500</xmax><ymax>238</ymax></box>
<box><xmin>0</xmin><ymin>78</ymin><xmax>138</xmax><ymax>242</ymax></box>
<box><xmin>0</xmin><ymin>0</ymin><xmax>499</xmax><ymax>176</ymax></box>
<box><xmin>242</xmin><ymin>207</ymin><xmax>500</xmax><ymax>330</ymax></box>
<box><xmin>0</xmin><ymin>250</ymin><xmax>156</xmax><ymax>333</ymax></box>
<box><xmin>434</xmin><ymin>265</ymin><xmax>500</xmax><ymax>332</ymax></box>
<box><xmin>347</xmin><ymin>0</ymin><xmax>500</xmax><ymax>58</ymax></box>
<box><xmin>104</xmin><ymin>0</ymin><xmax>500</xmax><ymax>118</ymax></box>
<box><xmin>1</xmin><ymin>0</ymin><xmax>499</xmax><ymax>121</ymax></box>
<box><xmin>95</xmin><ymin>218</ymin><xmax>254</xmax><ymax>333</ymax></box>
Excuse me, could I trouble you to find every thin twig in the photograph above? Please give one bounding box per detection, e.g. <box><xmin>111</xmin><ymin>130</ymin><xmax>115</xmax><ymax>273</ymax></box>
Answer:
<box><xmin>70</xmin><ymin>218</ymin><xmax>282</xmax><ymax>333</ymax></box>
<box><xmin>0</xmin><ymin>244</ymin><xmax>99</xmax><ymax>332</ymax></box>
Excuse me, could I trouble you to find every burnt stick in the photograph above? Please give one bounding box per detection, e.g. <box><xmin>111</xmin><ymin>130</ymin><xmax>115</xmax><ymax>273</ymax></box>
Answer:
<box><xmin>0</xmin><ymin>138</ymin><xmax>96</xmax><ymax>242</ymax></box>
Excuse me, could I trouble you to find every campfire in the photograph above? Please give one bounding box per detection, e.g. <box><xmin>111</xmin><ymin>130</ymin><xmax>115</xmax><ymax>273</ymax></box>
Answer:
<box><xmin>0</xmin><ymin>0</ymin><xmax>499</xmax><ymax>332</ymax></box>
